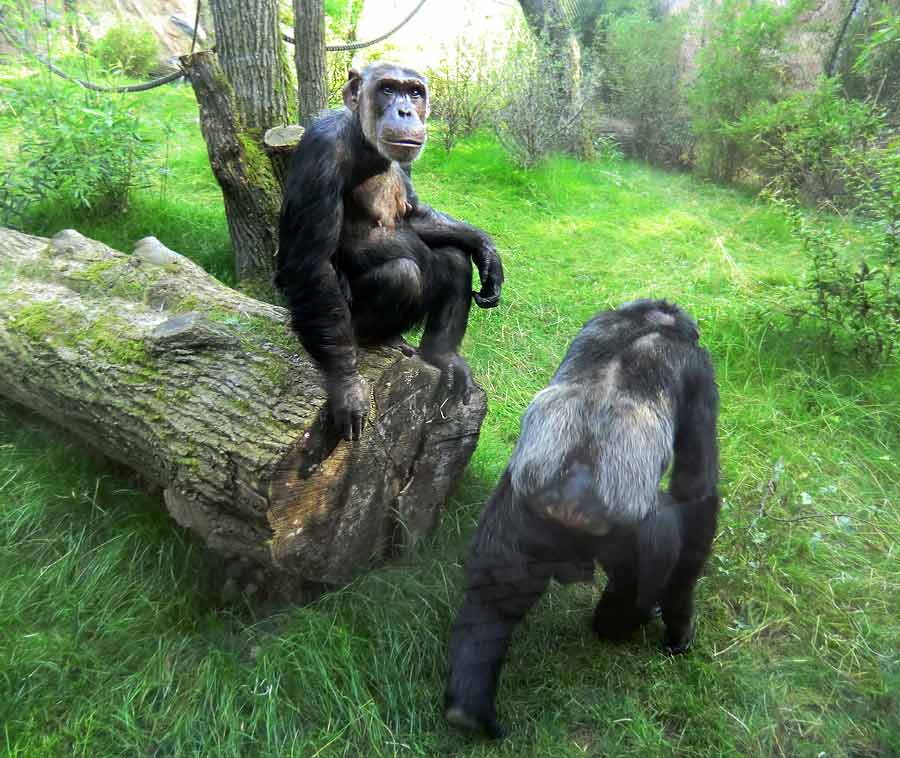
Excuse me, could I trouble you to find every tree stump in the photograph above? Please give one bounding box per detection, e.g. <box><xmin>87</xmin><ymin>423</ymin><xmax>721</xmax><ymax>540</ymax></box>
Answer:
<box><xmin>0</xmin><ymin>228</ymin><xmax>487</xmax><ymax>592</ymax></box>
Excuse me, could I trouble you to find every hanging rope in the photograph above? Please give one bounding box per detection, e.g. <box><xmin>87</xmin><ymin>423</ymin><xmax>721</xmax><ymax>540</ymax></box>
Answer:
<box><xmin>0</xmin><ymin>0</ymin><xmax>430</xmax><ymax>95</ymax></box>
<box><xmin>284</xmin><ymin>0</ymin><xmax>429</xmax><ymax>52</ymax></box>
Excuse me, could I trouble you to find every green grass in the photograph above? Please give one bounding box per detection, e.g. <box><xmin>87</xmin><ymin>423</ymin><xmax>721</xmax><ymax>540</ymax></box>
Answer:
<box><xmin>1</xmin><ymin>72</ymin><xmax>899</xmax><ymax>757</ymax></box>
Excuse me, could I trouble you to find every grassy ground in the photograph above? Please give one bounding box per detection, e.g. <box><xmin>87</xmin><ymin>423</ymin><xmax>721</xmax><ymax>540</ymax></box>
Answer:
<box><xmin>1</xmin><ymin>71</ymin><xmax>898</xmax><ymax>757</ymax></box>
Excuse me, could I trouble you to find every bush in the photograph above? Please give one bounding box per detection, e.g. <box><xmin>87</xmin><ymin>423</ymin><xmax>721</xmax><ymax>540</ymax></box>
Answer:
<box><xmin>0</xmin><ymin>87</ymin><xmax>152</xmax><ymax>225</ymax></box>
<box><xmin>93</xmin><ymin>22</ymin><xmax>160</xmax><ymax>78</ymax></box>
<box><xmin>492</xmin><ymin>25</ymin><xmax>582</xmax><ymax>168</ymax></box>
<box><xmin>690</xmin><ymin>0</ymin><xmax>802</xmax><ymax>181</ymax></box>
<box><xmin>733</xmin><ymin>77</ymin><xmax>884</xmax><ymax>200</ymax></box>
<box><xmin>767</xmin><ymin>137</ymin><xmax>899</xmax><ymax>365</ymax></box>
<box><xmin>601</xmin><ymin>8</ymin><xmax>693</xmax><ymax>167</ymax></box>
<box><xmin>426</xmin><ymin>36</ymin><xmax>499</xmax><ymax>153</ymax></box>
<box><xmin>836</xmin><ymin>2</ymin><xmax>900</xmax><ymax>117</ymax></box>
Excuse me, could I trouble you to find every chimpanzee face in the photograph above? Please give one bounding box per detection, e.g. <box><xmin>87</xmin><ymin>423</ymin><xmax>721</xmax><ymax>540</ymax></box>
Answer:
<box><xmin>343</xmin><ymin>63</ymin><xmax>429</xmax><ymax>164</ymax></box>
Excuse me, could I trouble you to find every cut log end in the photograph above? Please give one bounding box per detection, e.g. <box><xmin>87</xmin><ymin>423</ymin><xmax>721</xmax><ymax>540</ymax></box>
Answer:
<box><xmin>263</xmin><ymin>125</ymin><xmax>305</xmax><ymax>152</ymax></box>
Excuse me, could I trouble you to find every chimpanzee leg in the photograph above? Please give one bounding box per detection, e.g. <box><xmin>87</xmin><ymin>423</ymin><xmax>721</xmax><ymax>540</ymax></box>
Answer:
<box><xmin>592</xmin><ymin>559</ymin><xmax>652</xmax><ymax>641</ymax></box>
<box><xmin>417</xmin><ymin>246</ymin><xmax>474</xmax><ymax>399</ymax></box>
<box><xmin>349</xmin><ymin>257</ymin><xmax>426</xmax><ymax>344</ymax></box>
<box><xmin>445</xmin><ymin>553</ymin><xmax>550</xmax><ymax>738</ymax></box>
<box><xmin>660</xmin><ymin>495</ymin><xmax>719</xmax><ymax>654</ymax></box>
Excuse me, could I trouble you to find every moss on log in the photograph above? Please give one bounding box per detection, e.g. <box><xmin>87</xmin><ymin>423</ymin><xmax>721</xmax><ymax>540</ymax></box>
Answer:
<box><xmin>0</xmin><ymin>228</ymin><xmax>487</xmax><ymax>591</ymax></box>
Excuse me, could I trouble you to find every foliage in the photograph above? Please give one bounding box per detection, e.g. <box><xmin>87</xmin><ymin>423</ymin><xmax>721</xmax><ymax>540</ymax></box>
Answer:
<box><xmin>838</xmin><ymin>1</ymin><xmax>900</xmax><ymax>115</ymax></box>
<box><xmin>600</xmin><ymin>6</ymin><xmax>693</xmax><ymax>167</ymax></box>
<box><xmin>323</xmin><ymin>0</ymin><xmax>366</xmax><ymax>106</ymax></box>
<box><xmin>92</xmin><ymin>22</ymin><xmax>160</xmax><ymax>78</ymax></box>
<box><xmin>690</xmin><ymin>0</ymin><xmax>803</xmax><ymax>181</ymax></box>
<box><xmin>0</xmin><ymin>82</ymin><xmax>151</xmax><ymax>225</ymax></box>
<box><xmin>426</xmin><ymin>35</ymin><xmax>499</xmax><ymax>153</ymax></box>
<box><xmin>325</xmin><ymin>50</ymin><xmax>353</xmax><ymax>107</ymax></box>
<box><xmin>324</xmin><ymin>0</ymin><xmax>365</xmax><ymax>36</ymax></box>
<box><xmin>733</xmin><ymin>77</ymin><xmax>884</xmax><ymax>200</ymax></box>
<box><xmin>766</xmin><ymin>136</ymin><xmax>899</xmax><ymax>365</ymax></box>
<box><xmin>492</xmin><ymin>22</ymin><xmax>585</xmax><ymax>168</ymax></box>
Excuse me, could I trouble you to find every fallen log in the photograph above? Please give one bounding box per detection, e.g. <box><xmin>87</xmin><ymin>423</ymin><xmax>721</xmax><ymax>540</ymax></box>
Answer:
<box><xmin>0</xmin><ymin>228</ymin><xmax>487</xmax><ymax>592</ymax></box>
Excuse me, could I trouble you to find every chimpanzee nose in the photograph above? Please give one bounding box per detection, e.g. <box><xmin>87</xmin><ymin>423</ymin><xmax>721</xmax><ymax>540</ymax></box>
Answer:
<box><xmin>398</xmin><ymin>106</ymin><xmax>412</xmax><ymax>118</ymax></box>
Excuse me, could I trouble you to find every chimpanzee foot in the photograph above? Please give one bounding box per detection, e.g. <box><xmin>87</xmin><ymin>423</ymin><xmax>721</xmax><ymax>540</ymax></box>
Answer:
<box><xmin>663</xmin><ymin>624</ymin><xmax>694</xmax><ymax>655</ymax></box>
<box><xmin>421</xmin><ymin>352</ymin><xmax>474</xmax><ymax>405</ymax></box>
<box><xmin>593</xmin><ymin>596</ymin><xmax>657</xmax><ymax>641</ymax></box>
<box><xmin>444</xmin><ymin>698</ymin><xmax>505</xmax><ymax>739</ymax></box>
<box><xmin>384</xmin><ymin>335</ymin><xmax>418</xmax><ymax>357</ymax></box>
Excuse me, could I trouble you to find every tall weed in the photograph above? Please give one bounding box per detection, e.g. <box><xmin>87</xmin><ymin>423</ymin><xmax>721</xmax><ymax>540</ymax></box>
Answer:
<box><xmin>0</xmin><ymin>82</ymin><xmax>151</xmax><ymax>226</ymax></box>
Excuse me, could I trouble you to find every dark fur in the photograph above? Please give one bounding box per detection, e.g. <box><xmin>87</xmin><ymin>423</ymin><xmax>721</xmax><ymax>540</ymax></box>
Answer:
<box><xmin>444</xmin><ymin>300</ymin><xmax>720</xmax><ymax>738</ymax></box>
<box><xmin>276</xmin><ymin>63</ymin><xmax>504</xmax><ymax>440</ymax></box>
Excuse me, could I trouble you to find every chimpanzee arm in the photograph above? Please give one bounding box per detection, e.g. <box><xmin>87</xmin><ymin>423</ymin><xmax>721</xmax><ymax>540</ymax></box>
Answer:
<box><xmin>669</xmin><ymin>354</ymin><xmax>719</xmax><ymax>502</ymax></box>
<box><xmin>276</xmin><ymin>127</ymin><xmax>367</xmax><ymax>440</ymax></box>
<box><xmin>404</xmin><ymin>185</ymin><xmax>504</xmax><ymax>309</ymax></box>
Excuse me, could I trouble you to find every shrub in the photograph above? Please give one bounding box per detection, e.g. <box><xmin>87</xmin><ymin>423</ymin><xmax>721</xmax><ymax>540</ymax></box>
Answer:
<box><xmin>690</xmin><ymin>0</ymin><xmax>802</xmax><ymax>181</ymax></box>
<box><xmin>492</xmin><ymin>25</ymin><xmax>582</xmax><ymax>168</ymax></box>
<box><xmin>93</xmin><ymin>22</ymin><xmax>160</xmax><ymax>78</ymax></box>
<box><xmin>601</xmin><ymin>8</ymin><xmax>693</xmax><ymax>167</ymax></box>
<box><xmin>733</xmin><ymin>77</ymin><xmax>884</xmax><ymax>200</ymax></box>
<box><xmin>767</xmin><ymin>137</ymin><xmax>899</xmax><ymax>365</ymax></box>
<box><xmin>0</xmin><ymin>87</ymin><xmax>152</xmax><ymax>225</ymax></box>
<box><xmin>426</xmin><ymin>36</ymin><xmax>499</xmax><ymax>153</ymax></box>
<box><xmin>836</xmin><ymin>1</ymin><xmax>900</xmax><ymax>116</ymax></box>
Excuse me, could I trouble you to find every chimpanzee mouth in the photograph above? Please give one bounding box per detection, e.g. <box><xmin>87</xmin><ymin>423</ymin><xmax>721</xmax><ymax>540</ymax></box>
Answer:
<box><xmin>384</xmin><ymin>139</ymin><xmax>423</xmax><ymax>147</ymax></box>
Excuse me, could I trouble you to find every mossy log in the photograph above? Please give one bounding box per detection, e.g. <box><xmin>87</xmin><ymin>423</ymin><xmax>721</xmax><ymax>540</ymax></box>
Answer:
<box><xmin>0</xmin><ymin>228</ymin><xmax>487</xmax><ymax>591</ymax></box>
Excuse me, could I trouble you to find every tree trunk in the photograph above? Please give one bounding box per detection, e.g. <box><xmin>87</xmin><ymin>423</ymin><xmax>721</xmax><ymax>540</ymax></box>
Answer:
<box><xmin>294</xmin><ymin>0</ymin><xmax>328</xmax><ymax>126</ymax></box>
<box><xmin>191</xmin><ymin>0</ymin><xmax>296</xmax><ymax>284</ymax></box>
<box><xmin>180</xmin><ymin>51</ymin><xmax>282</xmax><ymax>285</ymax></box>
<box><xmin>209</xmin><ymin>0</ymin><xmax>294</xmax><ymax>131</ymax></box>
<box><xmin>0</xmin><ymin>228</ymin><xmax>487</xmax><ymax>595</ymax></box>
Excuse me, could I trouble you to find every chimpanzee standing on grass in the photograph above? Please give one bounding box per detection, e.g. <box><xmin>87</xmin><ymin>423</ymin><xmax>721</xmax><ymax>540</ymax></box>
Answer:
<box><xmin>276</xmin><ymin>63</ymin><xmax>504</xmax><ymax>441</ymax></box>
<box><xmin>444</xmin><ymin>300</ymin><xmax>721</xmax><ymax>738</ymax></box>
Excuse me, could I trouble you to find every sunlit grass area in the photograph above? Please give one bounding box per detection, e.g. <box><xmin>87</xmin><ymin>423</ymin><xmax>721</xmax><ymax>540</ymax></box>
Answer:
<box><xmin>1</xmin><ymin>74</ymin><xmax>898</xmax><ymax>756</ymax></box>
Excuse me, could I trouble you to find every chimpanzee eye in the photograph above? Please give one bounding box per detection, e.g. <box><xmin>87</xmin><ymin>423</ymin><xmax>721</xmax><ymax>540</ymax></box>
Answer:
<box><xmin>410</xmin><ymin>88</ymin><xmax>423</xmax><ymax>99</ymax></box>
<box><xmin>381</xmin><ymin>84</ymin><xmax>394</xmax><ymax>95</ymax></box>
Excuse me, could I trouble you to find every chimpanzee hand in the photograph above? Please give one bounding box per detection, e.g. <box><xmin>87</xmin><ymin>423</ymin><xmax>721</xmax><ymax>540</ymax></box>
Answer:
<box><xmin>472</xmin><ymin>241</ymin><xmax>504</xmax><ymax>309</ymax></box>
<box><xmin>328</xmin><ymin>373</ymin><xmax>369</xmax><ymax>441</ymax></box>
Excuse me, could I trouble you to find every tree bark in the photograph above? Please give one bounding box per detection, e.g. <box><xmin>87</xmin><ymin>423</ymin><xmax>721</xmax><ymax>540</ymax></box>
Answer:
<box><xmin>294</xmin><ymin>0</ymin><xmax>329</xmax><ymax>126</ymax></box>
<box><xmin>0</xmin><ymin>228</ymin><xmax>487</xmax><ymax>594</ymax></box>
<box><xmin>180</xmin><ymin>51</ymin><xmax>282</xmax><ymax>284</ymax></box>
<box><xmin>191</xmin><ymin>0</ymin><xmax>296</xmax><ymax>284</ymax></box>
<box><xmin>209</xmin><ymin>0</ymin><xmax>294</xmax><ymax>130</ymax></box>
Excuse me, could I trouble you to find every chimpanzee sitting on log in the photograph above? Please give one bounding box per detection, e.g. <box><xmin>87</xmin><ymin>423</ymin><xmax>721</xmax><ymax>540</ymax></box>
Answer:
<box><xmin>276</xmin><ymin>63</ymin><xmax>504</xmax><ymax>441</ymax></box>
<box><xmin>444</xmin><ymin>300</ymin><xmax>721</xmax><ymax>738</ymax></box>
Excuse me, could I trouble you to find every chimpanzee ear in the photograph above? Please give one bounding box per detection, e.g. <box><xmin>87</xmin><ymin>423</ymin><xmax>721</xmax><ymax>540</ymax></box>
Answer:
<box><xmin>343</xmin><ymin>69</ymin><xmax>362</xmax><ymax>111</ymax></box>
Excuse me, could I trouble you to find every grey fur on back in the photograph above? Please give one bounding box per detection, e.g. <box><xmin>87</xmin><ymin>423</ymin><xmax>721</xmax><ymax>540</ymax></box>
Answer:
<box><xmin>508</xmin><ymin>302</ymin><xmax>691</xmax><ymax>525</ymax></box>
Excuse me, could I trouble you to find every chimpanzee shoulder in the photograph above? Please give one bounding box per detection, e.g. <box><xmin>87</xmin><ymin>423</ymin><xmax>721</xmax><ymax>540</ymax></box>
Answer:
<box><xmin>283</xmin><ymin>110</ymin><xmax>354</xmax><ymax>193</ymax></box>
